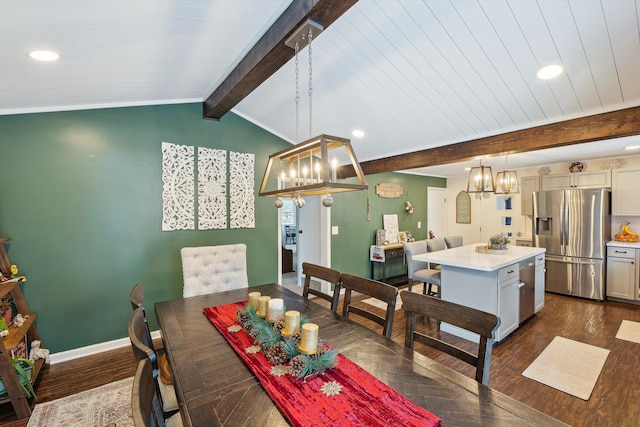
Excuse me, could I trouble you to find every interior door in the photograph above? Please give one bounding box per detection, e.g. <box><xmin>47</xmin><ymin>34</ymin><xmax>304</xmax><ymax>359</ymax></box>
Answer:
<box><xmin>295</xmin><ymin>196</ymin><xmax>331</xmax><ymax>290</ymax></box>
<box><xmin>427</xmin><ymin>187</ymin><xmax>447</xmax><ymax>238</ymax></box>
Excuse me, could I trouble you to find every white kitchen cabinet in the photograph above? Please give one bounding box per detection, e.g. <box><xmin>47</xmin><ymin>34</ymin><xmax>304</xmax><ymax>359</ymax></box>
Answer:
<box><xmin>541</xmin><ymin>170</ymin><xmax>611</xmax><ymax>190</ymax></box>
<box><xmin>534</xmin><ymin>253</ymin><xmax>545</xmax><ymax>312</ymax></box>
<box><xmin>606</xmin><ymin>246</ymin><xmax>638</xmax><ymax>300</ymax></box>
<box><xmin>498</xmin><ymin>265</ymin><xmax>520</xmax><ymax>339</ymax></box>
<box><xmin>612</xmin><ymin>168</ymin><xmax>640</xmax><ymax>215</ymax></box>
<box><xmin>520</xmin><ymin>176</ymin><xmax>539</xmax><ymax>216</ymax></box>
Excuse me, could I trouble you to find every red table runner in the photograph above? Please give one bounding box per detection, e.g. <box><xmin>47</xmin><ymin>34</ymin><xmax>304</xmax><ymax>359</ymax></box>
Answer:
<box><xmin>204</xmin><ymin>302</ymin><xmax>441</xmax><ymax>427</ymax></box>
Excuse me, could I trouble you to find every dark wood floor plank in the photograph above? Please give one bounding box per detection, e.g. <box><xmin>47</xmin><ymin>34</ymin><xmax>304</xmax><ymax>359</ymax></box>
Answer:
<box><xmin>1</xmin><ymin>290</ymin><xmax>638</xmax><ymax>426</ymax></box>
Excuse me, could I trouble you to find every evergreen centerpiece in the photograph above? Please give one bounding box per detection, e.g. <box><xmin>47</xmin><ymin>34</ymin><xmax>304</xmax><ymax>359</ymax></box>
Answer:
<box><xmin>489</xmin><ymin>233</ymin><xmax>510</xmax><ymax>250</ymax></box>
<box><xmin>235</xmin><ymin>303</ymin><xmax>337</xmax><ymax>379</ymax></box>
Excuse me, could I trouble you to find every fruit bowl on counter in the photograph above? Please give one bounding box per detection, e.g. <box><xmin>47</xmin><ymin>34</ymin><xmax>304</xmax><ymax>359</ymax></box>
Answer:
<box><xmin>615</xmin><ymin>222</ymin><xmax>639</xmax><ymax>242</ymax></box>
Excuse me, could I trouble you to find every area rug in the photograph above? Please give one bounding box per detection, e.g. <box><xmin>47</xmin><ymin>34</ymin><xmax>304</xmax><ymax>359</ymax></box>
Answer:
<box><xmin>522</xmin><ymin>336</ymin><xmax>609</xmax><ymax>400</ymax></box>
<box><xmin>27</xmin><ymin>377</ymin><xmax>133</xmax><ymax>427</ymax></box>
<box><xmin>615</xmin><ymin>320</ymin><xmax>640</xmax><ymax>344</ymax></box>
<box><xmin>361</xmin><ymin>287</ymin><xmax>419</xmax><ymax>311</ymax></box>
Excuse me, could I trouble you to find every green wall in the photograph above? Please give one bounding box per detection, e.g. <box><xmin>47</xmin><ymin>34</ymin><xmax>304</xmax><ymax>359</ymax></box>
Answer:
<box><xmin>331</xmin><ymin>172</ymin><xmax>446</xmax><ymax>279</ymax></box>
<box><xmin>0</xmin><ymin>104</ymin><xmax>290</xmax><ymax>352</ymax></box>
<box><xmin>0</xmin><ymin>103</ymin><xmax>446</xmax><ymax>354</ymax></box>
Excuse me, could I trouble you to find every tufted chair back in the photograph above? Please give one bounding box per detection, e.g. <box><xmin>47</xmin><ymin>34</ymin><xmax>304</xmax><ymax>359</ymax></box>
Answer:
<box><xmin>181</xmin><ymin>244</ymin><xmax>248</xmax><ymax>297</ymax></box>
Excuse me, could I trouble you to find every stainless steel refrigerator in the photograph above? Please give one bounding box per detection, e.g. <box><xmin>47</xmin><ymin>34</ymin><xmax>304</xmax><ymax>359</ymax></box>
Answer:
<box><xmin>533</xmin><ymin>188</ymin><xmax>610</xmax><ymax>301</ymax></box>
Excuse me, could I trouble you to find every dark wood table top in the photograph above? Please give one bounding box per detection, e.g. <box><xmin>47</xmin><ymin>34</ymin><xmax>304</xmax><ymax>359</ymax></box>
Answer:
<box><xmin>155</xmin><ymin>283</ymin><xmax>567</xmax><ymax>427</ymax></box>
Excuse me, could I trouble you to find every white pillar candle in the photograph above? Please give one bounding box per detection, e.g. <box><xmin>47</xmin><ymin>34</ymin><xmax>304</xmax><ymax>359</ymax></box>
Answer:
<box><xmin>267</xmin><ymin>298</ymin><xmax>284</xmax><ymax>322</ymax></box>
<box><xmin>299</xmin><ymin>323</ymin><xmax>319</xmax><ymax>355</ymax></box>
<box><xmin>257</xmin><ymin>296</ymin><xmax>271</xmax><ymax>318</ymax></box>
<box><xmin>248</xmin><ymin>292</ymin><xmax>261</xmax><ymax>311</ymax></box>
<box><xmin>282</xmin><ymin>310</ymin><xmax>300</xmax><ymax>336</ymax></box>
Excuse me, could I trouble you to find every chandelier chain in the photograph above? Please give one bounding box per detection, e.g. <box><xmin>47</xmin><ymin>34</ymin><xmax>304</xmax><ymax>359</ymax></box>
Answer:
<box><xmin>294</xmin><ymin>41</ymin><xmax>300</xmax><ymax>144</ymax></box>
<box><xmin>308</xmin><ymin>28</ymin><xmax>313</xmax><ymax>138</ymax></box>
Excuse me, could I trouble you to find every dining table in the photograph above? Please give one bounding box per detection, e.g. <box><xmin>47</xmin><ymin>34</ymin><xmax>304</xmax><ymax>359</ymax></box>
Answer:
<box><xmin>155</xmin><ymin>283</ymin><xmax>567</xmax><ymax>427</ymax></box>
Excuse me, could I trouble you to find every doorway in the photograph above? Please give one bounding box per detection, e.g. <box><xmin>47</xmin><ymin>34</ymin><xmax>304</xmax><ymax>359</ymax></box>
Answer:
<box><xmin>427</xmin><ymin>187</ymin><xmax>447</xmax><ymax>238</ymax></box>
<box><xmin>281</xmin><ymin>199</ymin><xmax>297</xmax><ymax>287</ymax></box>
<box><xmin>279</xmin><ymin>196</ymin><xmax>331</xmax><ymax>290</ymax></box>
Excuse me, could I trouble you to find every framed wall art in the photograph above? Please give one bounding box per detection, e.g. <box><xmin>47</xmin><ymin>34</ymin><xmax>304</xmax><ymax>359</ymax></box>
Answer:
<box><xmin>456</xmin><ymin>191</ymin><xmax>471</xmax><ymax>224</ymax></box>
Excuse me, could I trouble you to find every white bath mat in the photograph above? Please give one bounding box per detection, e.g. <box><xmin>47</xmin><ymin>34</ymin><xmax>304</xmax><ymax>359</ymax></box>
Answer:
<box><xmin>522</xmin><ymin>336</ymin><xmax>609</xmax><ymax>400</ymax></box>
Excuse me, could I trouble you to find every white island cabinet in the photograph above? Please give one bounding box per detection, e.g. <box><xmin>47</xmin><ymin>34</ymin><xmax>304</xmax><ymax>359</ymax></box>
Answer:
<box><xmin>414</xmin><ymin>244</ymin><xmax>546</xmax><ymax>342</ymax></box>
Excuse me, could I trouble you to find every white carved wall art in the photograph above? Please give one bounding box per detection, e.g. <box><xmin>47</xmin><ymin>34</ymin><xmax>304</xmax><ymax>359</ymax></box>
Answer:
<box><xmin>162</xmin><ymin>142</ymin><xmax>195</xmax><ymax>230</ymax></box>
<box><xmin>229</xmin><ymin>151</ymin><xmax>255</xmax><ymax>229</ymax></box>
<box><xmin>198</xmin><ymin>147</ymin><xmax>227</xmax><ymax>230</ymax></box>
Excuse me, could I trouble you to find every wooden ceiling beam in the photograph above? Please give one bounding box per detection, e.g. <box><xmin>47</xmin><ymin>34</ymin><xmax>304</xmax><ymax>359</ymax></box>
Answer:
<box><xmin>341</xmin><ymin>106</ymin><xmax>640</xmax><ymax>178</ymax></box>
<box><xmin>202</xmin><ymin>0</ymin><xmax>358</xmax><ymax>121</ymax></box>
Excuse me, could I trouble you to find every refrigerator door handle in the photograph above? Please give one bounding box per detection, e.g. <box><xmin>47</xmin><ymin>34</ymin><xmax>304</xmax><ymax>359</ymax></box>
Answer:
<box><xmin>546</xmin><ymin>256</ymin><xmax>597</xmax><ymax>266</ymax></box>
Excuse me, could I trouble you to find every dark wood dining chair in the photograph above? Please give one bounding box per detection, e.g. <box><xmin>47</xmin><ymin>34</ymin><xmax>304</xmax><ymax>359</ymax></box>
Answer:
<box><xmin>132</xmin><ymin>358</ymin><xmax>183</xmax><ymax>427</ymax></box>
<box><xmin>400</xmin><ymin>290</ymin><xmax>500</xmax><ymax>385</ymax></box>
<box><xmin>129</xmin><ymin>308</ymin><xmax>179</xmax><ymax>417</ymax></box>
<box><xmin>340</xmin><ymin>274</ymin><xmax>398</xmax><ymax>339</ymax></box>
<box><xmin>129</xmin><ymin>283</ymin><xmax>169</xmax><ymax>361</ymax></box>
<box><xmin>302</xmin><ymin>262</ymin><xmax>342</xmax><ymax>312</ymax></box>
<box><xmin>129</xmin><ymin>283</ymin><xmax>156</xmax><ymax>345</ymax></box>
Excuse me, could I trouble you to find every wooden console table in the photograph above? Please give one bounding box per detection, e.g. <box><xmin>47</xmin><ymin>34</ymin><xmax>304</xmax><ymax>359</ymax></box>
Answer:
<box><xmin>369</xmin><ymin>244</ymin><xmax>407</xmax><ymax>285</ymax></box>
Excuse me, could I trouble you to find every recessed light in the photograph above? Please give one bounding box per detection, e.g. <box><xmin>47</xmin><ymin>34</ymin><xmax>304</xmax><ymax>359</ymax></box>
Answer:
<box><xmin>625</xmin><ymin>145</ymin><xmax>640</xmax><ymax>150</ymax></box>
<box><xmin>351</xmin><ymin>129</ymin><xmax>365</xmax><ymax>138</ymax></box>
<box><xmin>464</xmin><ymin>167</ymin><xmax>471</xmax><ymax>171</ymax></box>
<box><xmin>535</xmin><ymin>64</ymin><xmax>563</xmax><ymax>80</ymax></box>
<box><xmin>28</xmin><ymin>50</ymin><xmax>61</xmax><ymax>62</ymax></box>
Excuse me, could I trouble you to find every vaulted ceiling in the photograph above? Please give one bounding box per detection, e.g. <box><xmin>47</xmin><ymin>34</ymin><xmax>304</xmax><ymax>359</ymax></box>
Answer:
<box><xmin>2</xmin><ymin>0</ymin><xmax>640</xmax><ymax>177</ymax></box>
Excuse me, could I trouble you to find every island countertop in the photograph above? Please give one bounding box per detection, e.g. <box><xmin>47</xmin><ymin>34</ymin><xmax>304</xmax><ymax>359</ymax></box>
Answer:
<box><xmin>413</xmin><ymin>243</ymin><xmax>546</xmax><ymax>272</ymax></box>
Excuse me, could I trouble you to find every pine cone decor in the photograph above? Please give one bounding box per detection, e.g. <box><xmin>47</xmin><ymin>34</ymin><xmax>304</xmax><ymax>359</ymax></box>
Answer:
<box><xmin>289</xmin><ymin>355</ymin><xmax>306</xmax><ymax>378</ymax></box>
<box><xmin>265</xmin><ymin>342</ymin><xmax>290</xmax><ymax>365</ymax></box>
<box><xmin>236</xmin><ymin>311</ymin><xmax>250</xmax><ymax>326</ymax></box>
<box><xmin>291</xmin><ymin>331</ymin><xmax>302</xmax><ymax>343</ymax></box>
<box><xmin>272</xmin><ymin>320</ymin><xmax>285</xmax><ymax>333</ymax></box>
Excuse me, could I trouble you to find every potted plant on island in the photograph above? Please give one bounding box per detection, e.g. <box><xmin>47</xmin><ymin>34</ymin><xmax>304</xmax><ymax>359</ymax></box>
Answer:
<box><xmin>489</xmin><ymin>233</ymin><xmax>510</xmax><ymax>250</ymax></box>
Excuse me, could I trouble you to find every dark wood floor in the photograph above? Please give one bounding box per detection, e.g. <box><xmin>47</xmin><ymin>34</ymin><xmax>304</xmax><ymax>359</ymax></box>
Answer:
<box><xmin>2</xmin><ymin>290</ymin><xmax>639</xmax><ymax>426</ymax></box>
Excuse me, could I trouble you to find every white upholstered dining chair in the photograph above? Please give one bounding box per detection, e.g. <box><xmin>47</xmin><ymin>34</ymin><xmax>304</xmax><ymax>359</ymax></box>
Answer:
<box><xmin>180</xmin><ymin>244</ymin><xmax>248</xmax><ymax>297</ymax></box>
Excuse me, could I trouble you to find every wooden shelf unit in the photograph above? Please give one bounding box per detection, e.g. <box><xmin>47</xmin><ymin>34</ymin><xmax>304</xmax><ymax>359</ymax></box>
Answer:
<box><xmin>0</xmin><ymin>238</ymin><xmax>43</xmax><ymax>419</ymax></box>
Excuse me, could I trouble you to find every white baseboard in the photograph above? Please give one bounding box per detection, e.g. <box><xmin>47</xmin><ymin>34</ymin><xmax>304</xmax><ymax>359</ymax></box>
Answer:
<box><xmin>49</xmin><ymin>330</ymin><xmax>161</xmax><ymax>364</ymax></box>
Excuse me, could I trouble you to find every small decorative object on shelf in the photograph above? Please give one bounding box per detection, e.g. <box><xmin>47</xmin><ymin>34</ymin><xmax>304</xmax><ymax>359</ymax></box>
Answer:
<box><xmin>0</xmin><ymin>358</ymin><xmax>36</xmax><ymax>398</ymax></box>
<box><xmin>235</xmin><ymin>298</ymin><xmax>337</xmax><ymax>380</ymax></box>
<box><xmin>488</xmin><ymin>233</ymin><xmax>510</xmax><ymax>250</ymax></box>
<box><xmin>569</xmin><ymin>161</ymin><xmax>584</xmax><ymax>173</ymax></box>
<box><xmin>538</xmin><ymin>166</ymin><xmax>551</xmax><ymax>176</ymax></box>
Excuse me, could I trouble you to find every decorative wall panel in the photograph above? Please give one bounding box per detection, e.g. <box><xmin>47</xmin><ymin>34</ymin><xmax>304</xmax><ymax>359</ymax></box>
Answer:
<box><xmin>198</xmin><ymin>147</ymin><xmax>227</xmax><ymax>230</ymax></box>
<box><xmin>230</xmin><ymin>151</ymin><xmax>255</xmax><ymax>229</ymax></box>
<box><xmin>161</xmin><ymin>142</ymin><xmax>194</xmax><ymax>230</ymax></box>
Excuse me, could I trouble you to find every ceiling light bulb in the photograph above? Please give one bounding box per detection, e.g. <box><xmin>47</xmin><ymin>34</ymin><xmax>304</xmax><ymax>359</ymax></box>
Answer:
<box><xmin>536</xmin><ymin>64</ymin><xmax>563</xmax><ymax>80</ymax></box>
<box><xmin>351</xmin><ymin>129</ymin><xmax>364</xmax><ymax>138</ymax></box>
<box><xmin>28</xmin><ymin>50</ymin><xmax>61</xmax><ymax>62</ymax></box>
<box><xmin>625</xmin><ymin>145</ymin><xmax>640</xmax><ymax>150</ymax></box>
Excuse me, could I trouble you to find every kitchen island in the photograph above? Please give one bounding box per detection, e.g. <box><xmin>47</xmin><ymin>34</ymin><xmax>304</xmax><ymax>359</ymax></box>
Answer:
<box><xmin>414</xmin><ymin>244</ymin><xmax>546</xmax><ymax>342</ymax></box>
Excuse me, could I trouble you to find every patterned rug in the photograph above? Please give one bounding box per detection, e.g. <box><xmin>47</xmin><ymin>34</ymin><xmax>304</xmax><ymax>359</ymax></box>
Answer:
<box><xmin>27</xmin><ymin>377</ymin><xmax>133</xmax><ymax>427</ymax></box>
